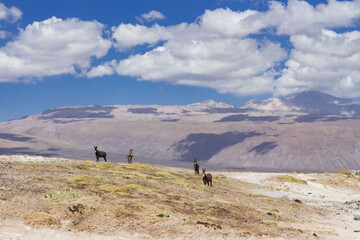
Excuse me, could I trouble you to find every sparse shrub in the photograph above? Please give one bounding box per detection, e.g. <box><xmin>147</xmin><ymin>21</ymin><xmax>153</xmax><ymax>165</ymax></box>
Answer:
<box><xmin>82</xmin><ymin>160</ymin><xmax>96</xmax><ymax>166</ymax></box>
<box><xmin>98</xmin><ymin>162</ymin><xmax>114</xmax><ymax>169</ymax></box>
<box><xmin>100</xmin><ymin>184</ymin><xmax>129</xmax><ymax>196</ymax></box>
<box><xmin>78</xmin><ymin>164</ymin><xmax>90</xmax><ymax>170</ymax></box>
<box><xmin>278</xmin><ymin>175</ymin><xmax>307</xmax><ymax>184</ymax></box>
<box><xmin>154</xmin><ymin>209</ymin><xmax>173</xmax><ymax>217</ymax></box>
<box><xmin>262</xmin><ymin>207</ymin><xmax>280</xmax><ymax>213</ymax></box>
<box><xmin>231</xmin><ymin>221</ymin><xmax>238</xmax><ymax>227</ymax></box>
<box><xmin>215</xmin><ymin>174</ymin><xmax>227</xmax><ymax>179</ymax></box>
<box><xmin>100</xmin><ymin>184</ymin><xmax>150</xmax><ymax>195</ymax></box>
<box><xmin>43</xmin><ymin>189</ymin><xmax>79</xmax><ymax>203</ymax></box>
<box><xmin>337</xmin><ymin>169</ymin><xmax>353</xmax><ymax>176</ymax></box>
<box><xmin>134</xmin><ymin>163</ymin><xmax>154</xmax><ymax>169</ymax></box>
<box><xmin>22</xmin><ymin>212</ymin><xmax>61</xmax><ymax>228</ymax></box>
<box><xmin>175</xmin><ymin>178</ymin><xmax>197</xmax><ymax>188</ymax></box>
<box><xmin>68</xmin><ymin>175</ymin><xmax>106</xmax><ymax>184</ymax></box>
<box><xmin>156</xmin><ymin>171</ymin><xmax>176</xmax><ymax>179</ymax></box>
<box><xmin>26</xmin><ymin>160</ymin><xmax>39</xmax><ymax>165</ymax></box>
<box><xmin>249</xmin><ymin>193</ymin><xmax>273</xmax><ymax>199</ymax></box>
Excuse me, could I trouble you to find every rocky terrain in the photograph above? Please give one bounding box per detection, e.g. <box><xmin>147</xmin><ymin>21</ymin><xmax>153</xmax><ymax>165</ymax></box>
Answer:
<box><xmin>1</xmin><ymin>91</ymin><xmax>360</xmax><ymax>172</ymax></box>
<box><xmin>1</xmin><ymin>155</ymin><xmax>360</xmax><ymax>239</ymax></box>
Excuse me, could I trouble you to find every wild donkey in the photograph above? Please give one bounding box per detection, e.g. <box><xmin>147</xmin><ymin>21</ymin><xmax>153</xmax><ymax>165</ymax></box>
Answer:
<box><xmin>94</xmin><ymin>146</ymin><xmax>107</xmax><ymax>162</ymax></box>
<box><xmin>202</xmin><ymin>168</ymin><xmax>212</xmax><ymax>187</ymax></box>
<box><xmin>193</xmin><ymin>158</ymin><xmax>199</xmax><ymax>174</ymax></box>
<box><xmin>127</xmin><ymin>149</ymin><xmax>133</xmax><ymax>164</ymax></box>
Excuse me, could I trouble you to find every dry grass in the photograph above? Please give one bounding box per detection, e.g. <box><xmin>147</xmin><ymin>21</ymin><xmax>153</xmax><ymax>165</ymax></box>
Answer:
<box><xmin>337</xmin><ymin>168</ymin><xmax>354</xmax><ymax>176</ymax></box>
<box><xmin>277</xmin><ymin>175</ymin><xmax>307</xmax><ymax>184</ymax></box>
<box><xmin>0</xmin><ymin>157</ymin><xmax>328</xmax><ymax>239</ymax></box>
<box><xmin>22</xmin><ymin>212</ymin><xmax>61</xmax><ymax>228</ymax></box>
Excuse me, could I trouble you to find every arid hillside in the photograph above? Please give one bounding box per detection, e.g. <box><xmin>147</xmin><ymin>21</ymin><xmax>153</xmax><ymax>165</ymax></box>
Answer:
<box><xmin>1</xmin><ymin>155</ymin><xmax>360</xmax><ymax>239</ymax></box>
<box><xmin>2</xmin><ymin>92</ymin><xmax>360</xmax><ymax>172</ymax></box>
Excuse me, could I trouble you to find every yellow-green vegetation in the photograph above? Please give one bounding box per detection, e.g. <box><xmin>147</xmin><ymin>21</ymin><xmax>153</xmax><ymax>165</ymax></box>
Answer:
<box><xmin>337</xmin><ymin>168</ymin><xmax>353</xmax><ymax>176</ymax></box>
<box><xmin>68</xmin><ymin>175</ymin><xmax>106</xmax><ymax>184</ymax></box>
<box><xmin>277</xmin><ymin>175</ymin><xmax>307</xmax><ymax>184</ymax></box>
<box><xmin>43</xmin><ymin>189</ymin><xmax>80</xmax><ymax>203</ymax></box>
<box><xmin>249</xmin><ymin>193</ymin><xmax>274</xmax><ymax>199</ymax></box>
<box><xmin>214</xmin><ymin>174</ymin><xmax>227</xmax><ymax>179</ymax></box>
<box><xmin>174</xmin><ymin>178</ymin><xmax>198</xmax><ymax>188</ymax></box>
<box><xmin>22</xmin><ymin>212</ymin><xmax>61</xmax><ymax>228</ymax></box>
<box><xmin>155</xmin><ymin>170</ymin><xmax>176</xmax><ymax>179</ymax></box>
<box><xmin>100</xmin><ymin>183</ymin><xmax>150</xmax><ymax>195</ymax></box>
<box><xmin>25</xmin><ymin>160</ymin><xmax>39</xmax><ymax>165</ymax></box>
<box><xmin>261</xmin><ymin>207</ymin><xmax>279</xmax><ymax>213</ymax></box>
<box><xmin>0</xmin><ymin>158</ymin><xmax>323</xmax><ymax>239</ymax></box>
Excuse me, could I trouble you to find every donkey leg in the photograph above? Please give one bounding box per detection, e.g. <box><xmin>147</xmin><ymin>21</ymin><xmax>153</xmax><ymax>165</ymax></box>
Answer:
<box><xmin>104</xmin><ymin>157</ymin><xmax>107</xmax><ymax>162</ymax></box>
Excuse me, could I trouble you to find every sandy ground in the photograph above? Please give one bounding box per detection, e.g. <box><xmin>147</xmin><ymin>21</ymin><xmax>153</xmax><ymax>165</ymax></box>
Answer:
<box><xmin>1</xmin><ymin>155</ymin><xmax>360</xmax><ymax>239</ymax></box>
<box><xmin>223</xmin><ymin>172</ymin><xmax>360</xmax><ymax>240</ymax></box>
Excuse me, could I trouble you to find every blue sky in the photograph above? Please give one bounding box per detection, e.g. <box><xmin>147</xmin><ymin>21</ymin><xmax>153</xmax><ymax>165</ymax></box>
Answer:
<box><xmin>0</xmin><ymin>0</ymin><xmax>359</xmax><ymax>121</ymax></box>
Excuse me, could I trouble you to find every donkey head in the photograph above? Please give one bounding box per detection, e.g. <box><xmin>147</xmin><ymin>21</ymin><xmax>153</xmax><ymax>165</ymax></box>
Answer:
<box><xmin>94</xmin><ymin>146</ymin><xmax>98</xmax><ymax>152</ymax></box>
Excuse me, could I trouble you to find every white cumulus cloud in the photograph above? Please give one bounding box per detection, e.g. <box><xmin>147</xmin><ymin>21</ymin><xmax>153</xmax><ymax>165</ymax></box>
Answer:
<box><xmin>275</xmin><ymin>29</ymin><xmax>360</xmax><ymax>97</ymax></box>
<box><xmin>115</xmin><ymin>38</ymin><xmax>286</xmax><ymax>96</ymax></box>
<box><xmin>263</xmin><ymin>0</ymin><xmax>360</xmax><ymax>35</ymax></box>
<box><xmin>0</xmin><ymin>17</ymin><xmax>112</xmax><ymax>82</ymax></box>
<box><xmin>138</xmin><ymin>10</ymin><xmax>165</xmax><ymax>22</ymax></box>
<box><xmin>3</xmin><ymin>0</ymin><xmax>360</xmax><ymax>98</ymax></box>
<box><xmin>107</xmin><ymin>0</ymin><xmax>360</xmax><ymax>97</ymax></box>
<box><xmin>0</xmin><ymin>30</ymin><xmax>7</xmax><ymax>39</ymax></box>
<box><xmin>112</xmin><ymin>23</ymin><xmax>170</xmax><ymax>50</ymax></box>
<box><xmin>86</xmin><ymin>60</ymin><xmax>117</xmax><ymax>78</ymax></box>
<box><xmin>0</xmin><ymin>2</ymin><xmax>22</xmax><ymax>22</ymax></box>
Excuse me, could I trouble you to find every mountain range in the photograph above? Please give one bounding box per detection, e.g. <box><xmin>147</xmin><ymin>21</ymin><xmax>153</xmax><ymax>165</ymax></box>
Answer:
<box><xmin>1</xmin><ymin>90</ymin><xmax>360</xmax><ymax>172</ymax></box>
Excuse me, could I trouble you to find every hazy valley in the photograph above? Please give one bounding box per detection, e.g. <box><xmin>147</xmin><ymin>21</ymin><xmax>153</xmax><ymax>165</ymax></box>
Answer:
<box><xmin>1</xmin><ymin>91</ymin><xmax>360</xmax><ymax>172</ymax></box>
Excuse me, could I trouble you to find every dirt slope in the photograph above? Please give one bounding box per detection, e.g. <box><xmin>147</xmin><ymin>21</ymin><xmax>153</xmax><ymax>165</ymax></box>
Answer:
<box><xmin>1</xmin><ymin>155</ymin><xmax>359</xmax><ymax>239</ymax></box>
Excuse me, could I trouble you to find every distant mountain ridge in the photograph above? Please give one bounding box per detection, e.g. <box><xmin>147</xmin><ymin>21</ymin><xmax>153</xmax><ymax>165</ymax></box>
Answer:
<box><xmin>9</xmin><ymin>91</ymin><xmax>360</xmax><ymax>121</ymax></box>
<box><xmin>242</xmin><ymin>91</ymin><xmax>360</xmax><ymax>117</ymax></box>
<box><xmin>2</xmin><ymin>90</ymin><xmax>360</xmax><ymax>172</ymax></box>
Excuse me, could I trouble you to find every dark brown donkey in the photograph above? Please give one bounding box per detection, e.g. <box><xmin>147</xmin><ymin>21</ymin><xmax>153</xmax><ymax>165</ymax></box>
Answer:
<box><xmin>94</xmin><ymin>146</ymin><xmax>107</xmax><ymax>162</ymax></box>
<box><xmin>202</xmin><ymin>168</ymin><xmax>212</xmax><ymax>187</ymax></box>
<box><xmin>193</xmin><ymin>158</ymin><xmax>199</xmax><ymax>174</ymax></box>
<box><xmin>127</xmin><ymin>149</ymin><xmax>133</xmax><ymax>164</ymax></box>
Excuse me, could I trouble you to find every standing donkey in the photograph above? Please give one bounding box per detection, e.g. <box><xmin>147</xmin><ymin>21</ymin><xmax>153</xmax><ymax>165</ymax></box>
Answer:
<box><xmin>193</xmin><ymin>158</ymin><xmax>200</xmax><ymax>174</ymax></box>
<box><xmin>94</xmin><ymin>146</ymin><xmax>107</xmax><ymax>162</ymax></box>
<box><xmin>202</xmin><ymin>168</ymin><xmax>212</xmax><ymax>187</ymax></box>
<box><xmin>127</xmin><ymin>149</ymin><xmax>133</xmax><ymax>164</ymax></box>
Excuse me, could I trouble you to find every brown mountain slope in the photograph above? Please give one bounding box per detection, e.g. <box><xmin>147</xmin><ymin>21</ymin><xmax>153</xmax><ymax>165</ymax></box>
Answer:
<box><xmin>1</xmin><ymin>102</ymin><xmax>360</xmax><ymax>172</ymax></box>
